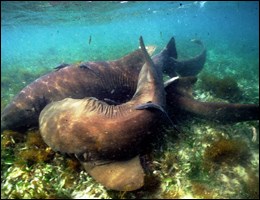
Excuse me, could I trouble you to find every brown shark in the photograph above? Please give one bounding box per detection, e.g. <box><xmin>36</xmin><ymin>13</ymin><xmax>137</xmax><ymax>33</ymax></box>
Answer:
<box><xmin>39</xmin><ymin>36</ymin><xmax>167</xmax><ymax>191</ymax></box>
<box><xmin>1</xmin><ymin>34</ymin><xmax>258</xmax><ymax>131</ymax></box>
<box><xmin>1</xmin><ymin>37</ymin><xmax>208</xmax><ymax>133</ymax></box>
<box><xmin>165</xmin><ymin>76</ymin><xmax>259</xmax><ymax>123</ymax></box>
<box><xmin>1</xmin><ymin>35</ymin><xmax>259</xmax><ymax>192</ymax></box>
<box><xmin>0</xmin><ymin>37</ymin><xmax>177</xmax><ymax>132</ymax></box>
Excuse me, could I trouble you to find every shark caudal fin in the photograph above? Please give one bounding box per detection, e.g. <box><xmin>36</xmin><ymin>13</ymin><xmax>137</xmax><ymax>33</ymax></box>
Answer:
<box><xmin>174</xmin><ymin>39</ymin><xmax>206</xmax><ymax>76</ymax></box>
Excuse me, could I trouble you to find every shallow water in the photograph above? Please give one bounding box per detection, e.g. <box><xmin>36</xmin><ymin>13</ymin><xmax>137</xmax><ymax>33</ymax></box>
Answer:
<box><xmin>1</xmin><ymin>2</ymin><xmax>259</xmax><ymax>97</ymax></box>
<box><xmin>1</xmin><ymin>1</ymin><xmax>259</xmax><ymax>199</ymax></box>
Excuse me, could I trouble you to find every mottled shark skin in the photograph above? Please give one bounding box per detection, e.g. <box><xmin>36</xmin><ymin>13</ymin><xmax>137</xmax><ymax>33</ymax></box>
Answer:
<box><xmin>1</xmin><ymin>37</ymin><xmax>180</xmax><ymax>133</ymax></box>
<box><xmin>165</xmin><ymin>76</ymin><xmax>259</xmax><ymax>123</ymax></box>
<box><xmin>80</xmin><ymin>156</ymin><xmax>145</xmax><ymax>192</ymax></box>
<box><xmin>39</xmin><ymin>36</ymin><xmax>166</xmax><ymax>191</ymax></box>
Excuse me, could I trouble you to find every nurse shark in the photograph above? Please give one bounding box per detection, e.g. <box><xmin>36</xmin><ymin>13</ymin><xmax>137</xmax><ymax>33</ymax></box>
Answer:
<box><xmin>1</xmin><ymin>37</ymin><xmax>258</xmax><ymax>130</ymax></box>
<box><xmin>1</xmin><ymin>37</ymin><xmax>205</xmax><ymax>132</ymax></box>
<box><xmin>1</xmin><ymin>36</ymin><xmax>259</xmax><ymax>191</ymax></box>
<box><xmin>39</xmin><ymin>36</ymin><xmax>167</xmax><ymax>191</ymax></box>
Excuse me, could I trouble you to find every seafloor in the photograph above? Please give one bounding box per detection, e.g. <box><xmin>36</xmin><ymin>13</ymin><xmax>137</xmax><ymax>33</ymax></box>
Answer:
<box><xmin>1</xmin><ymin>40</ymin><xmax>259</xmax><ymax>199</ymax></box>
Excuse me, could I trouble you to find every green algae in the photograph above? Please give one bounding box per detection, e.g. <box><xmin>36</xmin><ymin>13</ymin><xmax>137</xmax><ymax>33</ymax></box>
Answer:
<box><xmin>199</xmin><ymin>73</ymin><xmax>242</xmax><ymax>102</ymax></box>
<box><xmin>203</xmin><ymin>138</ymin><xmax>251</xmax><ymax>170</ymax></box>
<box><xmin>1</xmin><ymin>119</ymin><xmax>259</xmax><ymax>199</ymax></box>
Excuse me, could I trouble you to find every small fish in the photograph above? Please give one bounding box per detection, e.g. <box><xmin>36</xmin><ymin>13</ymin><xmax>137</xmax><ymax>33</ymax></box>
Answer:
<box><xmin>190</xmin><ymin>38</ymin><xmax>203</xmax><ymax>45</ymax></box>
<box><xmin>89</xmin><ymin>35</ymin><xmax>92</xmax><ymax>45</ymax></box>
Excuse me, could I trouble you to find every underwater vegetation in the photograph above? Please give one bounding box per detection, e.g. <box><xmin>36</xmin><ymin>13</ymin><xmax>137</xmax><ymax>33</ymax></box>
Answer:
<box><xmin>1</xmin><ymin>130</ymin><xmax>26</xmax><ymax>174</ymax></box>
<box><xmin>1</xmin><ymin>129</ymin><xmax>55</xmax><ymax>168</ymax></box>
<box><xmin>242</xmin><ymin>168</ymin><xmax>259</xmax><ymax>199</ymax></box>
<box><xmin>1</xmin><ymin>117</ymin><xmax>259</xmax><ymax>199</ymax></box>
<box><xmin>15</xmin><ymin>130</ymin><xmax>55</xmax><ymax>167</ymax></box>
<box><xmin>1</xmin><ymin>32</ymin><xmax>259</xmax><ymax>199</ymax></box>
<box><xmin>1</xmin><ymin>62</ymin><xmax>259</xmax><ymax>198</ymax></box>
<box><xmin>1</xmin><ymin>129</ymin><xmax>87</xmax><ymax>199</ymax></box>
<box><xmin>1</xmin><ymin>130</ymin><xmax>25</xmax><ymax>148</ymax></box>
<box><xmin>203</xmin><ymin>138</ymin><xmax>251</xmax><ymax>171</ymax></box>
<box><xmin>191</xmin><ymin>181</ymin><xmax>215</xmax><ymax>199</ymax></box>
<box><xmin>199</xmin><ymin>72</ymin><xmax>242</xmax><ymax>102</ymax></box>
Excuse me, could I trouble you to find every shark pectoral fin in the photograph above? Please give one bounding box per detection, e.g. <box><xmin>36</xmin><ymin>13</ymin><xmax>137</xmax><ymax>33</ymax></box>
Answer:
<box><xmin>135</xmin><ymin>102</ymin><xmax>165</xmax><ymax>112</ymax></box>
<box><xmin>135</xmin><ymin>102</ymin><xmax>176</xmax><ymax>128</ymax></box>
<box><xmin>81</xmin><ymin>156</ymin><xmax>145</xmax><ymax>191</ymax></box>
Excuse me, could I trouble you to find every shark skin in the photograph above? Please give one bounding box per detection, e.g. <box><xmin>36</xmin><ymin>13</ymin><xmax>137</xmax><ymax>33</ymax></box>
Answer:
<box><xmin>0</xmin><ymin>37</ymin><xmax>177</xmax><ymax>133</ymax></box>
<box><xmin>1</xmin><ymin>36</ymin><xmax>258</xmax><ymax>132</ymax></box>
<box><xmin>1</xmin><ymin>36</ymin><xmax>258</xmax><ymax>192</ymax></box>
<box><xmin>1</xmin><ymin>37</ymin><xmax>207</xmax><ymax>133</ymax></box>
<box><xmin>165</xmin><ymin>76</ymin><xmax>259</xmax><ymax>123</ymax></box>
<box><xmin>39</xmin><ymin>36</ymin><xmax>166</xmax><ymax>191</ymax></box>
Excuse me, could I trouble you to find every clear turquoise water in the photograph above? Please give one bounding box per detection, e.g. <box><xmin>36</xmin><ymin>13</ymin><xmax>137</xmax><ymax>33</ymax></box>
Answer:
<box><xmin>1</xmin><ymin>1</ymin><xmax>259</xmax><ymax>102</ymax></box>
<box><xmin>1</xmin><ymin>1</ymin><xmax>259</xmax><ymax>69</ymax></box>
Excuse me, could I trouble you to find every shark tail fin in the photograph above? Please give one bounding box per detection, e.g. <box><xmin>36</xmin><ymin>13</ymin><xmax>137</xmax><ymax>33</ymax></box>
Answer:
<box><xmin>174</xmin><ymin>39</ymin><xmax>206</xmax><ymax>77</ymax></box>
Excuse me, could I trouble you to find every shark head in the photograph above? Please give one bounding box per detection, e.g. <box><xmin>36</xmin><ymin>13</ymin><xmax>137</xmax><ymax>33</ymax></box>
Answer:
<box><xmin>1</xmin><ymin>94</ymin><xmax>46</xmax><ymax>132</ymax></box>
